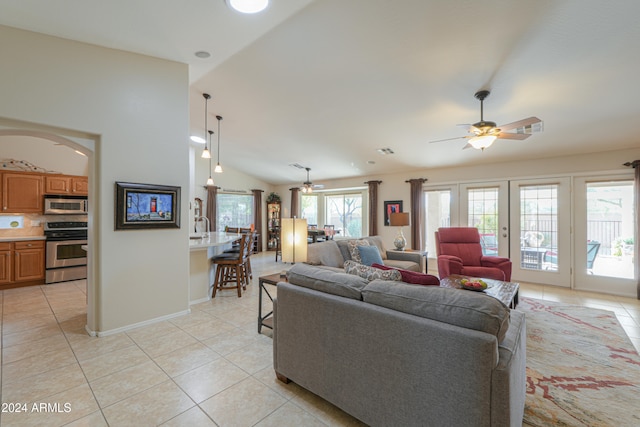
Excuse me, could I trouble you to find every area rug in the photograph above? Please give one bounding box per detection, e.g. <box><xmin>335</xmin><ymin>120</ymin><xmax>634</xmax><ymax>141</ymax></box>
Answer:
<box><xmin>518</xmin><ymin>297</ymin><xmax>640</xmax><ymax>426</ymax></box>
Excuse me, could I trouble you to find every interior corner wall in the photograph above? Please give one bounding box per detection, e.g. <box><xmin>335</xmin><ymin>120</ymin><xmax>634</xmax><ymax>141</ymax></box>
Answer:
<box><xmin>0</xmin><ymin>25</ymin><xmax>190</xmax><ymax>332</ymax></box>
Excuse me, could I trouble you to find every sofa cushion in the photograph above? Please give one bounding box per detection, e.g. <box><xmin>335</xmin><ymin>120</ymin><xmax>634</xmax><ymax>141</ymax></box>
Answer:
<box><xmin>362</xmin><ymin>280</ymin><xmax>510</xmax><ymax>341</ymax></box>
<box><xmin>364</xmin><ymin>236</ymin><xmax>388</xmax><ymax>260</ymax></box>
<box><xmin>371</xmin><ymin>263</ymin><xmax>440</xmax><ymax>286</ymax></box>
<box><xmin>348</xmin><ymin>239</ymin><xmax>370</xmax><ymax>263</ymax></box>
<box><xmin>344</xmin><ymin>260</ymin><xmax>402</xmax><ymax>282</ymax></box>
<box><xmin>358</xmin><ymin>245</ymin><xmax>384</xmax><ymax>266</ymax></box>
<box><xmin>286</xmin><ymin>263</ymin><xmax>368</xmax><ymax>300</ymax></box>
<box><xmin>306</xmin><ymin>240</ymin><xmax>345</xmax><ymax>268</ymax></box>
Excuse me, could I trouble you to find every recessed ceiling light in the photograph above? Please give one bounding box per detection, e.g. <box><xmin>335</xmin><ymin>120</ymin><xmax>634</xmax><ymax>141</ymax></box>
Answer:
<box><xmin>226</xmin><ymin>0</ymin><xmax>269</xmax><ymax>14</ymax></box>
<box><xmin>195</xmin><ymin>51</ymin><xmax>211</xmax><ymax>59</ymax></box>
<box><xmin>190</xmin><ymin>135</ymin><xmax>206</xmax><ymax>144</ymax></box>
<box><xmin>377</xmin><ymin>148</ymin><xmax>394</xmax><ymax>155</ymax></box>
<box><xmin>367</xmin><ymin>160</ymin><xmax>376</xmax><ymax>165</ymax></box>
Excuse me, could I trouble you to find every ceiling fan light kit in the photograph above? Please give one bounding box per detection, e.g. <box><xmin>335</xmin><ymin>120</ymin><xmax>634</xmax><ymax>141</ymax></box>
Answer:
<box><xmin>469</xmin><ymin>134</ymin><xmax>497</xmax><ymax>150</ymax></box>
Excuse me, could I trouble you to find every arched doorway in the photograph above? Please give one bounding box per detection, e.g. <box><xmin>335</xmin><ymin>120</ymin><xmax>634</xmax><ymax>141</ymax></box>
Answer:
<box><xmin>0</xmin><ymin>117</ymin><xmax>99</xmax><ymax>333</ymax></box>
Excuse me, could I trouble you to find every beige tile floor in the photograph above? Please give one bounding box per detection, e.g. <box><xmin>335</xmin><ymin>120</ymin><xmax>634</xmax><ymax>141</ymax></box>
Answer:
<box><xmin>1</xmin><ymin>252</ymin><xmax>639</xmax><ymax>426</ymax></box>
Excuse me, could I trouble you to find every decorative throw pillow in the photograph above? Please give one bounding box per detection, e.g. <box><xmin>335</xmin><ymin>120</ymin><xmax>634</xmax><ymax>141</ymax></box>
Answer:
<box><xmin>357</xmin><ymin>245</ymin><xmax>384</xmax><ymax>266</ymax></box>
<box><xmin>344</xmin><ymin>260</ymin><xmax>402</xmax><ymax>282</ymax></box>
<box><xmin>348</xmin><ymin>239</ymin><xmax>370</xmax><ymax>263</ymax></box>
<box><xmin>371</xmin><ymin>263</ymin><xmax>440</xmax><ymax>286</ymax></box>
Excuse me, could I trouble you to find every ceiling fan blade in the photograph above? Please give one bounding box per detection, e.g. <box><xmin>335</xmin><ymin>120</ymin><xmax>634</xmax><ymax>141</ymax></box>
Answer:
<box><xmin>496</xmin><ymin>132</ymin><xmax>531</xmax><ymax>140</ymax></box>
<box><xmin>462</xmin><ymin>142</ymin><xmax>473</xmax><ymax>150</ymax></box>
<box><xmin>429</xmin><ymin>136</ymin><xmax>468</xmax><ymax>144</ymax></box>
<box><xmin>498</xmin><ymin>117</ymin><xmax>542</xmax><ymax>131</ymax></box>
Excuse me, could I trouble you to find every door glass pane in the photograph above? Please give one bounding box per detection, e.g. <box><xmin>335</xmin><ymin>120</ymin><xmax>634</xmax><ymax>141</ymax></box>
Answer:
<box><xmin>586</xmin><ymin>181</ymin><xmax>634</xmax><ymax>278</ymax></box>
<box><xmin>325</xmin><ymin>194</ymin><xmax>362</xmax><ymax>238</ymax></box>
<box><xmin>468</xmin><ymin>188</ymin><xmax>499</xmax><ymax>255</ymax></box>
<box><xmin>520</xmin><ymin>185</ymin><xmax>558</xmax><ymax>270</ymax></box>
<box><xmin>301</xmin><ymin>194</ymin><xmax>318</xmax><ymax>226</ymax></box>
<box><xmin>425</xmin><ymin>189</ymin><xmax>451</xmax><ymax>257</ymax></box>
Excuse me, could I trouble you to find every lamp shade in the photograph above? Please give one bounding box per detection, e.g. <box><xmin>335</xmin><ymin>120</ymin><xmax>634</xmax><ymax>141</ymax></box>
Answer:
<box><xmin>390</xmin><ymin>212</ymin><xmax>410</xmax><ymax>227</ymax></box>
<box><xmin>281</xmin><ymin>218</ymin><xmax>308</xmax><ymax>263</ymax></box>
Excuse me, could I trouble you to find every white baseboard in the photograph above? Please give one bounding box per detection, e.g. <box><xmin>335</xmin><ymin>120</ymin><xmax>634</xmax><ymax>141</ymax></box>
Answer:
<box><xmin>93</xmin><ymin>309</ymin><xmax>191</xmax><ymax>337</ymax></box>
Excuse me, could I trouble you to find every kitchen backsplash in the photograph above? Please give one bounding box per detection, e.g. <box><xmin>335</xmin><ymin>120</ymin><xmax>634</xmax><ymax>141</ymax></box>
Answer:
<box><xmin>0</xmin><ymin>213</ymin><xmax>88</xmax><ymax>238</ymax></box>
<box><xmin>0</xmin><ymin>213</ymin><xmax>45</xmax><ymax>237</ymax></box>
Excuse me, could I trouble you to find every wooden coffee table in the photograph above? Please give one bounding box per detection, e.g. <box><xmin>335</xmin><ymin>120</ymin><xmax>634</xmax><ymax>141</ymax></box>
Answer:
<box><xmin>439</xmin><ymin>274</ymin><xmax>519</xmax><ymax>308</ymax></box>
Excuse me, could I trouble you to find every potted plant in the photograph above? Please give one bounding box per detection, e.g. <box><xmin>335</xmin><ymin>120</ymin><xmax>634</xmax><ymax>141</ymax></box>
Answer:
<box><xmin>266</xmin><ymin>192</ymin><xmax>281</xmax><ymax>204</ymax></box>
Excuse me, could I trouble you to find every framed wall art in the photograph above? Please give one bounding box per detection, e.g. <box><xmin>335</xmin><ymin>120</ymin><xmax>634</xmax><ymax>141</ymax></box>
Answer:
<box><xmin>384</xmin><ymin>200</ymin><xmax>403</xmax><ymax>226</ymax></box>
<box><xmin>115</xmin><ymin>182</ymin><xmax>181</xmax><ymax>230</ymax></box>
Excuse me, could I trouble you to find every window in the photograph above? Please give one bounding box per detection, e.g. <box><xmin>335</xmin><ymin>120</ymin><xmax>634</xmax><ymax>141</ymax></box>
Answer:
<box><xmin>325</xmin><ymin>193</ymin><xmax>363</xmax><ymax>238</ymax></box>
<box><xmin>301</xmin><ymin>194</ymin><xmax>318</xmax><ymax>226</ymax></box>
<box><xmin>216</xmin><ymin>193</ymin><xmax>253</xmax><ymax>230</ymax></box>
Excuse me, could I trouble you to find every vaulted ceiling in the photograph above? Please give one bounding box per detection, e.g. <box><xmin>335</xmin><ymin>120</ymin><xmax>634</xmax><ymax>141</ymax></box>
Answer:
<box><xmin>2</xmin><ymin>0</ymin><xmax>639</xmax><ymax>185</ymax></box>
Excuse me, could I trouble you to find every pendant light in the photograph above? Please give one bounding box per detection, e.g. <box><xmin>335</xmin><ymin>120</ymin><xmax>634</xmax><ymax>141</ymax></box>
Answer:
<box><xmin>200</xmin><ymin>93</ymin><xmax>212</xmax><ymax>159</ymax></box>
<box><xmin>214</xmin><ymin>115</ymin><xmax>223</xmax><ymax>173</ymax></box>
<box><xmin>206</xmin><ymin>130</ymin><xmax>214</xmax><ymax>186</ymax></box>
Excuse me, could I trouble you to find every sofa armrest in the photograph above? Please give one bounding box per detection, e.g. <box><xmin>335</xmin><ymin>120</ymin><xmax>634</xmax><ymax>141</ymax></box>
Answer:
<box><xmin>386</xmin><ymin>250</ymin><xmax>424</xmax><ymax>269</ymax></box>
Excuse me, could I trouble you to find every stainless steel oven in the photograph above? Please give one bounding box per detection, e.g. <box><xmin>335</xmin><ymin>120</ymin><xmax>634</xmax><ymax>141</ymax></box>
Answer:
<box><xmin>44</xmin><ymin>221</ymin><xmax>87</xmax><ymax>284</ymax></box>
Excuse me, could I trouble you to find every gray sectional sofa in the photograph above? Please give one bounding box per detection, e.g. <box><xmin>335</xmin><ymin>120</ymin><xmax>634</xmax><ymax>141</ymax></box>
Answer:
<box><xmin>306</xmin><ymin>235</ymin><xmax>424</xmax><ymax>272</ymax></box>
<box><xmin>273</xmin><ymin>264</ymin><xmax>526</xmax><ymax>427</ymax></box>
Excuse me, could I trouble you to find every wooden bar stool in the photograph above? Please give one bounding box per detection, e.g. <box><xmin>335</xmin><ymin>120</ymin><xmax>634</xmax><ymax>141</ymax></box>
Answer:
<box><xmin>211</xmin><ymin>233</ymin><xmax>251</xmax><ymax>297</ymax></box>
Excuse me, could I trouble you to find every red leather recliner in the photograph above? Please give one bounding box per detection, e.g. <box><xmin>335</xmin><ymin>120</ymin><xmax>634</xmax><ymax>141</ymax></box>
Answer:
<box><xmin>435</xmin><ymin>227</ymin><xmax>512</xmax><ymax>281</ymax></box>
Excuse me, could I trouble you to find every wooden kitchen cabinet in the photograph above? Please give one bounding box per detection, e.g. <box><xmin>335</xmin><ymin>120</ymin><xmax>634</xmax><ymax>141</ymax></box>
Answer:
<box><xmin>1</xmin><ymin>172</ymin><xmax>44</xmax><ymax>213</ymax></box>
<box><xmin>14</xmin><ymin>240</ymin><xmax>45</xmax><ymax>282</ymax></box>
<box><xmin>45</xmin><ymin>174</ymin><xmax>88</xmax><ymax>195</ymax></box>
<box><xmin>0</xmin><ymin>242</ymin><xmax>12</xmax><ymax>285</ymax></box>
<box><xmin>0</xmin><ymin>240</ymin><xmax>45</xmax><ymax>288</ymax></box>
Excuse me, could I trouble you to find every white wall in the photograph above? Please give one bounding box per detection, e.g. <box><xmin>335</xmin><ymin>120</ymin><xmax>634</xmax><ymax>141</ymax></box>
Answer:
<box><xmin>0</xmin><ymin>26</ymin><xmax>190</xmax><ymax>333</ymax></box>
<box><xmin>274</xmin><ymin>147</ymin><xmax>640</xmax><ymax>250</ymax></box>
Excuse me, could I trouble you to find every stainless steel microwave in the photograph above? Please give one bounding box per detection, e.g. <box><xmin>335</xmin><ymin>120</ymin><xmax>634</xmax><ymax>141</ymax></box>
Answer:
<box><xmin>44</xmin><ymin>195</ymin><xmax>88</xmax><ymax>215</ymax></box>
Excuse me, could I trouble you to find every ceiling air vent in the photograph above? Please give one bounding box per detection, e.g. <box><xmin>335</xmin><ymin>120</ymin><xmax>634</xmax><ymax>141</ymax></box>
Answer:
<box><xmin>377</xmin><ymin>148</ymin><xmax>394</xmax><ymax>155</ymax></box>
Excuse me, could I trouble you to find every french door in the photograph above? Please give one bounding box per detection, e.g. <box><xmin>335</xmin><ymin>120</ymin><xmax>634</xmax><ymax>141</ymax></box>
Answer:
<box><xmin>457</xmin><ymin>178</ymin><xmax>571</xmax><ymax>286</ymax></box>
<box><xmin>574</xmin><ymin>176</ymin><xmax>636</xmax><ymax>296</ymax></box>
<box><xmin>459</xmin><ymin>182</ymin><xmax>509</xmax><ymax>258</ymax></box>
<box><xmin>508</xmin><ymin>178</ymin><xmax>571</xmax><ymax>286</ymax></box>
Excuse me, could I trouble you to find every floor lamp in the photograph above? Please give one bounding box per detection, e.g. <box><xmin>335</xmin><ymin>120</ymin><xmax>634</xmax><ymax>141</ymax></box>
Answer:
<box><xmin>281</xmin><ymin>217</ymin><xmax>308</xmax><ymax>264</ymax></box>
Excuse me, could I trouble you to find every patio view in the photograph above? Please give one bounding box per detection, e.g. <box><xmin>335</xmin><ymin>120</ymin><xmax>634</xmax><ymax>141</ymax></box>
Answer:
<box><xmin>446</xmin><ymin>181</ymin><xmax>635</xmax><ymax>280</ymax></box>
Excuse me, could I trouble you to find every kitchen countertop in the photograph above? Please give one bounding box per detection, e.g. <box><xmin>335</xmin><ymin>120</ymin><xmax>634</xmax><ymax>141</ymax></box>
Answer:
<box><xmin>0</xmin><ymin>236</ymin><xmax>46</xmax><ymax>242</ymax></box>
<box><xmin>189</xmin><ymin>232</ymin><xmax>241</xmax><ymax>251</ymax></box>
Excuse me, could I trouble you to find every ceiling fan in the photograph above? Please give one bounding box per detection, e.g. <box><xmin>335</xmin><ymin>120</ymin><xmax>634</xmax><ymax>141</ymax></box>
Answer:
<box><xmin>300</xmin><ymin>167</ymin><xmax>324</xmax><ymax>193</ymax></box>
<box><xmin>430</xmin><ymin>90</ymin><xmax>543</xmax><ymax>150</ymax></box>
